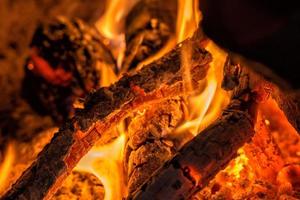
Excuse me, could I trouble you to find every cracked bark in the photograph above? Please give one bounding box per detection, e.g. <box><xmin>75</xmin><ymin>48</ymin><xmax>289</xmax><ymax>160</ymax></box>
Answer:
<box><xmin>125</xmin><ymin>98</ymin><xmax>190</xmax><ymax>194</ymax></box>
<box><xmin>1</xmin><ymin>37</ymin><xmax>211</xmax><ymax>200</ymax></box>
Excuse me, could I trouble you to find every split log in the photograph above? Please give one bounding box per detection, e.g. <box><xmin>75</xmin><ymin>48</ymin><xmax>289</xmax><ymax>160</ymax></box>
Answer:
<box><xmin>122</xmin><ymin>0</ymin><xmax>177</xmax><ymax>72</ymax></box>
<box><xmin>1</xmin><ymin>37</ymin><xmax>211</xmax><ymax>200</ymax></box>
<box><xmin>125</xmin><ymin>98</ymin><xmax>189</xmax><ymax>194</ymax></box>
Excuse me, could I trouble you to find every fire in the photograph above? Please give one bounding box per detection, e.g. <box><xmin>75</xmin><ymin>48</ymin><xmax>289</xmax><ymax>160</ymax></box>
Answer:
<box><xmin>176</xmin><ymin>0</ymin><xmax>201</xmax><ymax>43</ymax></box>
<box><xmin>0</xmin><ymin>142</ymin><xmax>15</xmax><ymax>195</ymax></box>
<box><xmin>95</xmin><ymin>0</ymin><xmax>139</xmax><ymax>69</ymax></box>
<box><xmin>175</xmin><ymin>40</ymin><xmax>230</xmax><ymax>136</ymax></box>
<box><xmin>226</xmin><ymin>148</ymin><xmax>253</xmax><ymax>180</ymax></box>
<box><xmin>76</xmin><ymin>125</ymin><xmax>126</xmax><ymax>200</ymax></box>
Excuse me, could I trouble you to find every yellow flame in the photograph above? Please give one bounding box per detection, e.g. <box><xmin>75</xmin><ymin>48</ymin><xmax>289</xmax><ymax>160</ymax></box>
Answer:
<box><xmin>98</xmin><ymin>61</ymin><xmax>118</xmax><ymax>87</ymax></box>
<box><xmin>135</xmin><ymin>0</ymin><xmax>202</xmax><ymax>70</ymax></box>
<box><xmin>76</xmin><ymin>126</ymin><xmax>126</xmax><ymax>200</ymax></box>
<box><xmin>96</xmin><ymin>0</ymin><xmax>138</xmax><ymax>39</ymax></box>
<box><xmin>0</xmin><ymin>142</ymin><xmax>15</xmax><ymax>195</ymax></box>
<box><xmin>176</xmin><ymin>0</ymin><xmax>201</xmax><ymax>43</ymax></box>
<box><xmin>175</xmin><ymin>40</ymin><xmax>230</xmax><ymax>137</ymax></box>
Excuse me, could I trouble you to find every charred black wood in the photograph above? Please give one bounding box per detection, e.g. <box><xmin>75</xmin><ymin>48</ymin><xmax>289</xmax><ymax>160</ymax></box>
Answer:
<box><xmin>22</xmin><ymin>17</ymin><xmax>116</xmax><ymax>124</ymax></box>
<box><xmin>122</xmin><ymin>0</ymin><xmax>177</xmax><ymax>72</ymax></box>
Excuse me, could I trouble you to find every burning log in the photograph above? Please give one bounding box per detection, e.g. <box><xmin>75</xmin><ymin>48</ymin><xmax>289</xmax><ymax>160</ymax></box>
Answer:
<box><xmin>130</xmin><ymin>98</ymin><xmax>256</xmax><ymax>200</ymax></box>
<box><xmin>122</xmin><ymin>0</ymin><xmax>177</xmax><ymax>72</ymax></box>
<box><xmin>125</xmin><ymin>98</ymin><xmax>189</xmax><ymax>194</ymax></box>
<box><xmin>2</xmin><ymin>37</ymin><xmax>211</xmax><ymax>200</ymax></box>
<box><xmin>129</xmin><ymin>56</ymin><xmax>300</xmax><ymax>199</ymax></box>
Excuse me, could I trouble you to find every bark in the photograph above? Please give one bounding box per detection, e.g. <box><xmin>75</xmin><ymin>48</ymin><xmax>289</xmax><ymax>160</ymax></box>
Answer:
<box><xmin>1</xmin><ymin>37</ymin><xmax>211</xmax><ymax>200</ymax></box>
<box><xmin>125</xmin><ymin>98</ymin><xmax>189</xmax><ymax>194</ymax></box>
<box><xmin>122</xmin><ymin>0</ymin><xmax>177</xmax><ymax>72</ymax></box>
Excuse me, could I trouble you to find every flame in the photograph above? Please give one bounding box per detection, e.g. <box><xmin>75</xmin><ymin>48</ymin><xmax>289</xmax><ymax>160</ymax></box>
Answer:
<box><xmin>95</xmin><ymin>0</ymin><xmax>139</xmax><ymax>69</ymax></box>
<box><xmin>176</xmin><ymin>0</ymin><xmax>201</xmax><ymax>43</ymax></box>
<box><xmin>76</xmin><ymin>125</ymin><xmax>126</xmax><ymax>200</ymax></box>
<box><xmin>135</xmin><ymin>0</ymin><xmax>201</xmax><ymax>70</ymax></box>
<box><xmin>175</xmin><ymin>40</ymin><xmax>230</xmax><ymax>137</ymax></box>
<box><xmin>0</xmin><ymin>142</ymin><xmax>15</xmax><ymax>195</ymax></box>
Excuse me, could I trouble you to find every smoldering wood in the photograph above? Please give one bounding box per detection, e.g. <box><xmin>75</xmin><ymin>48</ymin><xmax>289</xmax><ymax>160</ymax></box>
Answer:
<box><xmin>122</xmin><ymin>0</ymin><xmax>177</xmax><ymax>72</ymax></box>
<box><xmin>22</xmin><ymin>17</ymin><xmax>117</xmax><ymax>124</ymax></box>
<box><xmin>125</xmin><ymin>98</ymin><xmax>189</xmax><ymax>194</ymax></box>
<box><xmin>2</xmin><ymin>37</ymin><xmax>211</xmax><ymax>200</ymax></box>
<box><xmin>129</xmin><ymin>55</ymin><xmax>300</xmax><ymax>200</ymax></box>
<box><xmin>130</xmin><ymin>98</ymin><xmax>256</xmax><ymax>200</ymax></box>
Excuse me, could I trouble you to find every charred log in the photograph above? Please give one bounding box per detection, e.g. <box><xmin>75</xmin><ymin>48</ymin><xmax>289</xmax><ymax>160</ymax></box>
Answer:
<box><xmin>125</xmin><ymin>98</ymin><xmax>189</xmax><ymax>194</ymax></box>
<box><xmin>122</xmin><ymin>0</ymin><xmax>177</xmax><ymax>72</ymax></box>
<box><xmin>22</xmin><ymin>16</ymin><xmax>116</xmax><ymax>124</ymax></box>
<box><xmin>2</xmin><ymin>37</ymin><xmax>211</xmax><ymax>200</ymax></box>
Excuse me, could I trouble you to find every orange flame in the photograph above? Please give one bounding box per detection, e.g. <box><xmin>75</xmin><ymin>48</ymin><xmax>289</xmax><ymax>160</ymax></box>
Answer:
<box><xmin>0</xmin><ymin>142</ymin><xmax>15</xmax><ymax>195</ymax></box>
<box><xmin>76</xmin><ymin>125</ymin><xmax>126</xmax><ymax>200</ymax></box>
<box><xmin>176</xmin><ymin>0</ymin><xmax>201</xmax><ymax>43</ymax></box>
<box><xmin>175</xmin><ymin>40</ymin><xmax>230</xmax><ymax>137</ymax></box>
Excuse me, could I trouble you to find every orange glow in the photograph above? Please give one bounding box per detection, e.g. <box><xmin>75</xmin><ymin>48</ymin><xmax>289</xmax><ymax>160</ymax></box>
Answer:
<box><xmin>0</xmin><ymin>142</ymin><xmax>15</xmax><ymax>195</ymax></box>
<box><xmin>226</xmin><ymin>148</ymin><xmax>253</xmax><ymax>180</ymax></box>
<box><xmin>98</xmin><ymin>61</ymin><xmax>118</xmax><ymax>87</ymax></box>
<box><xmin>175</xmin><ymin>40</ymin><xmax>230</xmax><ymax>137</ymax></box>
<box><xmin>136</xmin><ymin>0</ymin><xmax>201</xmax><ymax>70</ymax></box>
<box><xmin>76</xmin><ymin>125</ymin><xmax>126</xmax><ymax>200</ymax></box>
<box><xmin>176</xmin><ymin>0</ymin><xmax>201</xmax><ymax>43</ymax></box>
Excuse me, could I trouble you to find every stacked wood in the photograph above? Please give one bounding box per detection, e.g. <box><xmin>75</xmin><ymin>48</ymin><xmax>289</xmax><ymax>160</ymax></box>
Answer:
<box><xmin>122</xmin><ymin>0</ymin><xmax>177</xmax><ymax>72</ymax></box>
<box><xmin>3</xmin><ymin>35</ymin><xmax>300</xmax><ymax>200</ymax></box>
<box><xmin>129</xmin><ymin>56</ymin><xmax>300</xmax><ymax>199</ymax></box>
<box><xmin>1</xmin><ymin>37</ymin><xmax>211</xmax><ymax>200</ymax></box>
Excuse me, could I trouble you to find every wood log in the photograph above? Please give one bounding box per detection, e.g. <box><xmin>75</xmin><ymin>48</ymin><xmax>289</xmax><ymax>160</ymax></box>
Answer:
<box><xmin>125</xmin><ymin>98</ymin><xmax>189</xmax><ymax>194</ymax></box>
<box><xmin>122</xmin><ymin>0</ymin><xmax>177</xmax><ymax>72</ymax></box>
<box><xmin>129</xmin><ymin>98</ymin><xmax>256</xmax><ymax>200</ymax></box>
<box><xmin>1</xmin><ymin>37</ymin><xmax>211</xmax><ymax>200</ymax></box>
<box><xmin>130</xmin><ymin>55</ymin><xmax>300</xmax><ymax>199</ymax></box>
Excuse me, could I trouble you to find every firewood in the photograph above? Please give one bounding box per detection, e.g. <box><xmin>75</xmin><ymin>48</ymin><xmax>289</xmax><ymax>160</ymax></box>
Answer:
<box><xmin>129</xmin><ymin>97</ymin><xmax>256</xmax><ymax>200</ymax></box>
<box><xmin>1</xmin><ymin>37</ymin><xmax>211</xmax><ymax>200</ymax></box>
<box><xmin>130</xmin><ymin>56</ymin><xmax>299</xmax><ymax>200</ymax></box>
<box><xmin>125</xmin><ymin>98</ymin><xmax>189</xmax><ymax>194</ymax></box>
<box><xmin>122</xmin><ymin>0</ymin><xmax>177</xmax><ymax>72</ymax></box>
